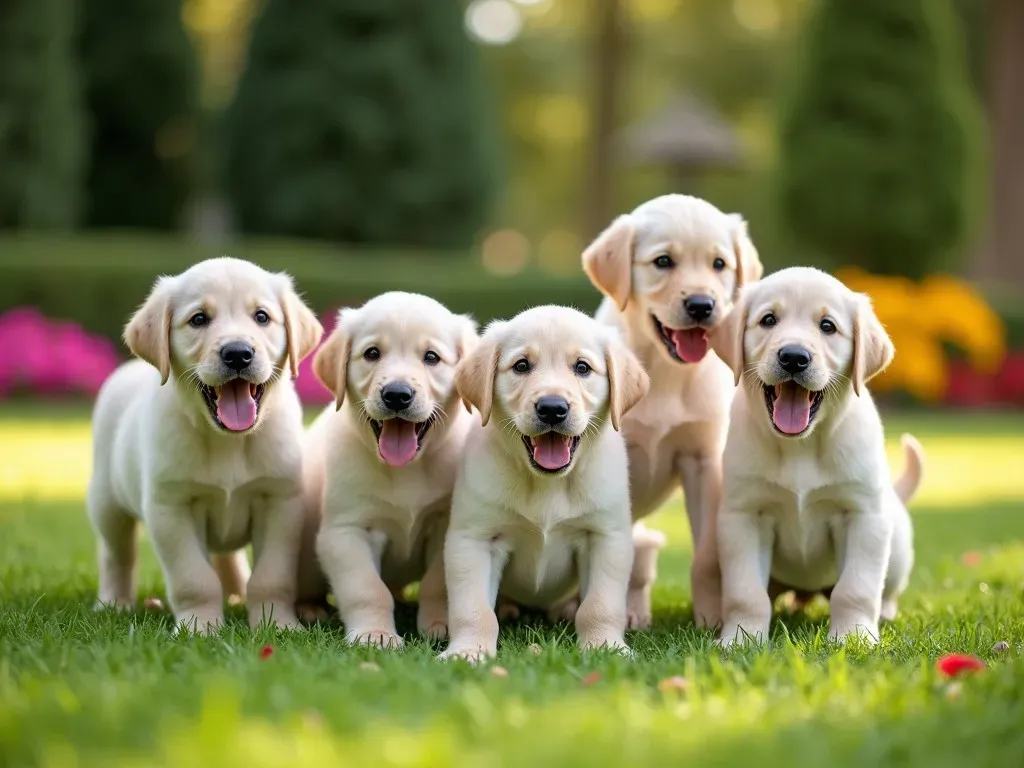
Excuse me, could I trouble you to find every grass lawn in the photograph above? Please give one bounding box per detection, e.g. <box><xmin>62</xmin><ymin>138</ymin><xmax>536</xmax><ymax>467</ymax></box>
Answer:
<box><xmin>1</xmin><ymin>405</ymin><xmax>1023</xmax><ymax>767</ymax></box>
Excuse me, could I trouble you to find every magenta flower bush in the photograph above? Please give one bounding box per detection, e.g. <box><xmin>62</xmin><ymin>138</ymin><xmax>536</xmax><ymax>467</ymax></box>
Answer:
<box><xmin>0</xmin><ymin>308</ymin><xmax>122</xmax><ymax>398</ymax></box>
<box><xmin>0</xmin><ymin>306</ymin><xmax>338</xmax><ymax>404</ymax></box>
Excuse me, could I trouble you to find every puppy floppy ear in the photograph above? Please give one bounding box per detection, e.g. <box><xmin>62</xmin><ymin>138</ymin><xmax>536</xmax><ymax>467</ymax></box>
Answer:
<box><xmin>728</xmin><ymin>214</ymin><xmax>763</xmax><ymax>298</ymax></box>
<box><xmin>582</xmin><ymin>215</ymin><xmax>635</xmax><ymax>311</ymax></box>
<box><xmin>852</xmin><ymin>294</ymin><xmax>894</xmax><ymax>396</ymax></box>
<box><xmin>277</xmin><ymin>274</ymin><xmax>324</xmax><ymax>378</ymax></box>
<box><xmin>124</xmin><ymin>276</ymin><xmax>174</xmax><ymax>385</ymax></box>
<box><xmin>605</xmin><ymin>334</ymin><xmax>650</xmax><ymax>431</ymax></box>
<box><xmin>454</xmin><ymin>314</ymin><xmax>481</xmax><ymax>414</ymax></box>
<box><xmin>312</xmin><ymin>312</ymin><xmax>351</xmax><ymax>410</ymax></box>
<box><xmin>455</xmin><ymin>321</ymin><xmax>503</xmax><ymax>426</ymax></box>
<box><xmin>709</xmin><ymin>293</ymin><xmax>749</xmax><ymax>387</ymax></box>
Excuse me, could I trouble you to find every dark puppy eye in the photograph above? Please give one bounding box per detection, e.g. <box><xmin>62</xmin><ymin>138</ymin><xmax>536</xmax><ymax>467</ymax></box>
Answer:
<box><xmin>424</xmin><ymin>350</ymin><xmax>440</xmax><ymax>366</ymax></box>
<box><xmin>712</xmin><ymin>257</ymin><xmax>726</xmax><ymax>271</ymax></box>
<box><xmin>653</xmin><ymin>254</ymin><xmax>675</xmax><ymax>270</ymax></box>
<box><xmin>189</xmin><ymin>312</ymin><xmax>208</xmax><ymax>328</ymax></box>
<box><xmin>363</xmin><ymin>346</ymin><xmax>380</xmax><ymax>361</ymax></box>
<box><xmin>574</xmin><ymin>360</ymin><xmax>591</xmax><ymax>377</ymax></box>
<box><xmin>759</xmin><ymin>313</ymin><xmax>777</xmax><ymax>328</ymax></box>
<box><xmin>253</xmin><ymin>309</ymin><xmax>270</xmax><ymax>326</ymax></box>
<box><xmin>513</xmin><ymin>358</ymin><xmax>531</xmax><ymax>374</ymax></box>
<box><xmin>820</xmin><ymin>318</ymin><xmax>837</xmax><ymax>335</ymax></box>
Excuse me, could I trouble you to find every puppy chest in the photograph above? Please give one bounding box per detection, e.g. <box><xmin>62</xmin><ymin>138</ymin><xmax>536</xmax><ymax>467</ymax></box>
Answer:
<box><xmin>499</xmin><ymin>526</ymin><xmax>582</xmax><ymax>606</ymax></box>
<box><xmin>764</xmin><ymin>495</ymin><xmax>845</xmax><ymax>588</ymax></box>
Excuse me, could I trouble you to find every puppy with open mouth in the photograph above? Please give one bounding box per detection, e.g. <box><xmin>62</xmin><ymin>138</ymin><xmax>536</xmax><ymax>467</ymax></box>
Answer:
<box><xmin>438</xmin><ymin>306</ymin><xmax>649</xmax><ymax>662</ymax></box>
<box><xmin>301</xmin><ymin>292</ymin><xmax>478</xmax><ymax>648</ymax></box>
<box><xmin>581</xmin><ymin>194</ymin><xmax>764</xmax><ymax>630</ymax></box>
<box><xmin>710</xmin><ymin>267</ymin><xmax>923</xmax><ymax>647</ymax></box>
<box><xmin>87</xmin><ymin>257</ymin><xmax>323</xmax><ymax>633</ymax></box>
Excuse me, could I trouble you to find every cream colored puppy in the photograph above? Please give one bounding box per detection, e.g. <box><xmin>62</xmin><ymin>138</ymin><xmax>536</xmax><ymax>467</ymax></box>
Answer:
<box><xmin>582</xmin><ymin>194</ymin><xmax>763</xmax><ymax>629</ymax></box>
<box><xmin>87</xmin><ymin>257</ymin><xmax>323</xmax><ymax>633</ymax></box>
<box><xmin>304</xmin><ymin>292</ymin><xmax>478</xmax><ymax>648</ymax></box>
<box><xmin>440</xmin><ymin>306</ymin><xmax>649</xmax><ymax>662</ymax></box>
<box><xmin>710</xmin><ymin>267</ymin><xmax>923</xmax><ymax>647</ymax></box>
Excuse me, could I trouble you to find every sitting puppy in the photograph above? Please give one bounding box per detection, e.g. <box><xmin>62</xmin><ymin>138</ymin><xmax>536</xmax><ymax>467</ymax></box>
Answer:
<box><xmin>304</xmin><ymin>292</ymin><xmax>478</xmax><ymax>647</ymax></box>
<box><xmin>710</xmin><ymin>267</ymin><xmax>923</xmax><ymax>646</ymax></box>
<box><xmin>440</xmin><ymin>306</ymin><xmax>650</xmax><ymax>661</ymax></box>
<box><xmin>582</xmin><ymin>194</ymin><xmax>763</xmax><ymax>629</ymax></box>
<box><xmin>87</xmin><ymin>257</ymin><xmax>323</xmax><ymax>632</ymax></box>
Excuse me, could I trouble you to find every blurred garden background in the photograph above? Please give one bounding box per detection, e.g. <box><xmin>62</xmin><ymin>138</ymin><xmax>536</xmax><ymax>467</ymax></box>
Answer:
<box><xmin>1</xmin><ymin>0</ymin><xmax>1022</xmax><ymax>410</ymax></box>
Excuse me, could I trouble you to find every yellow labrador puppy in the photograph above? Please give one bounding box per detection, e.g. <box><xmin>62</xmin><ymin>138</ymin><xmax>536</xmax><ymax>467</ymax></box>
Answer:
<box><xmin>440</xmin><ymin>306</ymin><xmax>649</xmax><ymax>661</ymax></box>
<box><xmin>303</xmin><ymin>292</ymin><xmax>478</xmax><ymax>648</ymax></box>
<box><xmin>710</xmin><ymin>267</ymin><xmax>923</xmax><ymax>646</ymax></box>
<box><xmin>582</xmin><ymin>194</ymin><xmax>763</xmax><ymax>629</ymax></box>
<box><xmin>87</xmin><ymin>257</ymin><xmax>323</xmax><ymax>633</ymax></box>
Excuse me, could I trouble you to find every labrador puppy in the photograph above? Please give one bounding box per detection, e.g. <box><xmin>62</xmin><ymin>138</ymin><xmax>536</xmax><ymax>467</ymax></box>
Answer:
<box><xmin>87</xmin><ymin>257</ymin><xmax>323</xmax><ymax>633</ymax></box>
<box><xmin>710</xmin><ymin>267</ymin><xmax>923</xmax><ymax>646</ymax></box>
<box><xmin>582</xmin><ymin>194</ymin><xmax>763</xmax><ymax>629</ymax></box>
<box><xmin>439</xmin><ymin>306</ymin><xmax>649</xmax><ymax>661</ymax></box>
<box><xmin>303</xmin><ymin>292</ymin><xmax>478</xmax><ymax>647</ymax></box>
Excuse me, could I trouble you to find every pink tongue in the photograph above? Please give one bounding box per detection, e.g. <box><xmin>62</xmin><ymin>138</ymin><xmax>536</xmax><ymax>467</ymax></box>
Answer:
<box><xmin>772</xmin><ymin>382</ymin><xmax>813</xmax><ymax>435</ymax></box>
<box><xmin>532</xmin><ymin>433</ymin><xmax>572</xmax><ymax>471</ymax></box>
<box><xmin>378</xmin><ymin>419</ymin><xmax>419</xmax><ymax>467</ymax></box>
<box><xmin>216</xmin><ymin>380</ymin><xmax>257</xmax><ymax>432</ymax></box>
<box><xmin>671</xmin><ymin>328</ymin><xmax>709</xmax><ymax>363</ymax></box>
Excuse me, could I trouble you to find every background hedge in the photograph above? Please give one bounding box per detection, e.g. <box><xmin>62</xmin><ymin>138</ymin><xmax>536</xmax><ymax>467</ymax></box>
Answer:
<box><xmin>0</xmin><ymin>234</ymin><xmax>599</xmax><ymax>344</ymax></box>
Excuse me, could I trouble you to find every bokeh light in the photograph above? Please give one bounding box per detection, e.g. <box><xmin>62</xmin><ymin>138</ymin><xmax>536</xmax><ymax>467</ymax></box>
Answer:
<box><xmin>481</xmin><ymin>228</ymin><xmax>531</xmax><ymax>276</ymax></box>
<box><xmin>465</xmin><ymin>0</ymin><xmax>523</xmax><ymax>46</ymax></box>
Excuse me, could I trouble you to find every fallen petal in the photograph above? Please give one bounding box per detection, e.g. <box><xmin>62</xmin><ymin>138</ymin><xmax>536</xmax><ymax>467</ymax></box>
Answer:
<box><xmin>259</xmin><ymin>645</ymin><xmax>274</xmax><ymax>660</ymax></box>
<box><xmin>490</xmin><ymin>666</ymin><xmax>509</xmax><ymax>678</ymax></box>
<box><xmin>581</xmin><ymin>671</ymin><xmax>601</xmax><ymax>687</ymax></box>
<box><xmin>936</xmin><ymin>653</ymin><xmax>985</xmax><ymax>677</ymax></box>
<box><xmin>658</xmin><ymin>676</ymin><xmax>690</xmax><ymax>692</ymax></box>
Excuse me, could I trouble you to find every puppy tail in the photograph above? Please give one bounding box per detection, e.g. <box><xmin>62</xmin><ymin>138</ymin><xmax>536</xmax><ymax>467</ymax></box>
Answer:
<box><xmin>893</xmin><ymin>433</ymin><xmax>925</xmax><ymax>506</ymax></box>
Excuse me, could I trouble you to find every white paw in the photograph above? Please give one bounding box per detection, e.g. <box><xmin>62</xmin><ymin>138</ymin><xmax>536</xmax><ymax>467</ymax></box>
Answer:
<box><xmin>347</xmin><ymin>629</ymin><xmax>404</xmax><ymax>649</ymax></box>
<box><xmin>716</xmin><ymin>621</ymin><xmax>766</xmax><ymax>648</ymax></box>
<box><xmin>625</xmin><ymin>591</ymin><xmax>652</xmax><ymax>630</ymax></box>
<box><xmin>829</xmin><ymin>622</ymin><xmax>879</xmax><ymax>645</ymax></box>
<box><xmin>437</xmin><ymin>645</ymin><xmax>492</xmax><ymax>663</ymax></box>
<box><xmin>296</xmin><ymin>602</ymin><xmax>330</xmax><ymax>624</ymax></box>
<box><xmin>419</xmin><ymin>620</ymin><xmax>449</xmax><ymax>641</ymax></box>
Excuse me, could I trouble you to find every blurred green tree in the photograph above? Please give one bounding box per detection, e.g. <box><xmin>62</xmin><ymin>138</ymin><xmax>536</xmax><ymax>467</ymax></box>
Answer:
<box><xmin>79</xmin><ymin>0</ymin><xmax>200</xmax><ymax>229</ymax></box>
<box><xmin>0</xmin><ymin>0</ymin><xmax>84</xmax><ymax>229</ymax></box>
<box><xmin>776</xmin><ymin>0</ymin><xmax>984</xmax><ymax>277</ymax></box>
<box><xmin>224</xmin><ymin>0</ymin><xmax>499</xmax><ymax>248</ymax></box>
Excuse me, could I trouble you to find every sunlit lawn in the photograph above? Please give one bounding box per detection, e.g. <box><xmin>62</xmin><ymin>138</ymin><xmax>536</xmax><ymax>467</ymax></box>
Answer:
<box><xmin>1</xmin><ymin>403</ymin><xmax>1023</xmax><ymax>767</ymax></box>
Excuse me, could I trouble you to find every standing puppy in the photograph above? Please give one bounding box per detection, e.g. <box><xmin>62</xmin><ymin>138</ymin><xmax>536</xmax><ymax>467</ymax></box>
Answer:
<box><xmin>711</xmin><ymin>267</ymin><xmax>922</xmax><ymax>646</ymax></box>
<box><xmin>440</xmin><ymin>306</ymin><xmax>649</xmax><ymax>662</ymax></box>
<box><xmin>582</xmin><ymin>194</ymin><xmax>763</xmax><ymax>629</ymax></box>
<box><xmin>305</xmin><ymin>292</ymin><xmax>478</xmax><ymax>648</ymax></box>
<box><xmin>88</xmin><ymin>257</ymin><xmax>323</xmax><ymax>632</ymax></box>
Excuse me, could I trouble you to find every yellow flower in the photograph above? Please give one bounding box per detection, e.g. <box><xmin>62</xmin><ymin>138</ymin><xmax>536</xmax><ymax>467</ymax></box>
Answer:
<box><xmin>833</xmin><ymin>268</ymin><xmax>1007</xmax><ymax>403</ymax></box>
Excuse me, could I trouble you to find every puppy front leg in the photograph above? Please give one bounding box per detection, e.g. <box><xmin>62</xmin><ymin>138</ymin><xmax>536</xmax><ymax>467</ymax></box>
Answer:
<box><xmin>681</xmin><ymin>455</ymin><xmax>724</xmax><ymax>629</ymax></box>
<box><xmin>248</xmin><ymin>494</ymin><xmax>302</xmax><ymax>630</ymax></box>
<box><xmin>439</xmin><ymin>531</ymin><xmax>503</xmax><ymax>662</ymax></box>
<box><xmin>829</xmin><ymin>506</ymin><xmax>892</xmax><ymax>644</ymax></box>
<box><xmin>417</xmin><ymin>522</ymin><xmax>449</xmax><ymax>641</ymax></box>
<box><xmin>575</xmin><ymin>526</ymin><xmax>633</xmax><ymax>653</ymax></box>
<box><xmin>718</xmin><ymin>507</ymin><xmax>773</xmax><ymax>647</ymax></box>
<box><xmin>318</xmin><ymin>524</ymin><xmax>402</xmax><ymax>648</ymax></box>
<box><xmin>148</xmin><ymin>505</ymin><xmax>223</xmax><ymax>634</ymax></box>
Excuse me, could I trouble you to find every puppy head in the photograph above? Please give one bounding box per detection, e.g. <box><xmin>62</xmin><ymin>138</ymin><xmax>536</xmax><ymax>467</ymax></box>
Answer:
<box><xmin>123</xmin><ymin>257</ymin><xmax>322</xmax><ymax>434</ymax></box>
<box><xmin>313</xmin><ymin>292</ymin><xmax>477</xmax><ymax>468</ymax></box>
<box><xmin>456</xmin><ymin>306</ymin><xmax>649</xmax><ymax>477</ymax></box>
<box><xmin>582</xmin><ymin>194</ymin><xmax>763</xmax><ymax>366</ymax></box>
<box><xmin>711</xmin><ymin>267</ymin><xmax>893</xmax><ymax>439</ymax></box>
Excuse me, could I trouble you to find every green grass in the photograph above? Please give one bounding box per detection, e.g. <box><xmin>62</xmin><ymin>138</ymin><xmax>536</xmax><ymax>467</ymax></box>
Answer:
<box><xmin>1</xmin><ymin>409</ymin><xmax>1024</xmax><ymax>767</ymax></box>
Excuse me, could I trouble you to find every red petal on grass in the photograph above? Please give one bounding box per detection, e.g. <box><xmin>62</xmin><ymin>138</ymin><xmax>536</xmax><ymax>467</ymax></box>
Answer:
<box><xmin>936</xmin><ymin>654</ymin><xmax>985</xmax><ymax>677</ymax></box>
<box><xmin>581</xmin><ymin>671</ymin><xmax>601</xmax><ymax>687</ymax></box>
<box><xmin>961</xmin><ymin>552</ymin><xmax>982</xmax><ymax>567</ymax></box>
<box><xmin>259</xmin><ymin>645</ymin><xmax>274</xmax><ymax>660</ymax></box>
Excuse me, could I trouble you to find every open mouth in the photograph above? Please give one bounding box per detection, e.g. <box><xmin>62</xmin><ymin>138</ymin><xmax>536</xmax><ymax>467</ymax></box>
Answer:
<box><xmin>201</xmin><ymin>379</ymin><xmax>266</xmax><ymax>433</ymax></box>
<box><xmin>651</xmin><ymin>315</ymin><xmax>709</xmax><ymax>364</ymax></box>
<box><xmin>370</xmin><ymin>413</ymin><xmax>437</xmax><ymax>468</ymax></box>
<box><xmin>521</xmin><ymin>432</ymin><xmax>581</xmax><ymax>474</ymax></box>
<box><xmin>762</xmin><ymin>381</ymin><xmax>824</xmax><ymax>436</ymax></box>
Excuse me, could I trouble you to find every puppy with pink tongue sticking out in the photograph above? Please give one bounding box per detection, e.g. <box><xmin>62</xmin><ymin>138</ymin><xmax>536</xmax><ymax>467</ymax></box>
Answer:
<box><xmin>299</xmin><ymin>292</ymin><xmax>479</xmax><ymax>648</ymax></box>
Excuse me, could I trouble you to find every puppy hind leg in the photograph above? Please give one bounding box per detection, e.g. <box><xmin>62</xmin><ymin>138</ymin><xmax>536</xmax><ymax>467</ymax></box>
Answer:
<box><xmin>626</xmin><ymin>522</ymin><xmax>667</xmax><ymax>630</ymax></box>
<box><xmin>88</xmin><ymin>493</ymin><xmax>138</xmax><ymax>610</ymax></box>
<box><xmin>212</xmin><ymin>550</ymin><xmax>251</xmax><ymax>604</ymax></box>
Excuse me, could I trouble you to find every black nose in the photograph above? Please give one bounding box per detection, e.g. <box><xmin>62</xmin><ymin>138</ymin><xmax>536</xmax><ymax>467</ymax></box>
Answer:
<box><xmin>684</xmin><ymin>295</ymin><xmax>716</xmax><ymax>322</ymax></box>
<box><xmin>778</xmin><ymin>345</ymin><xmax>812</xmax><ymax>374</ymax></box>
<box><xmin>381</xmin><ymin>381</ymin><xmax>415</xmax><ymax>412</ymax></box>
<box><xmin>220</xmin><ymin>342</ymin><xmax>254</xmax><ymax>372</ymax></box>
<box><xmin>535</xmin><ymin>396</ymin><xmax>569</xmax><ymax>426</ymax></box>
